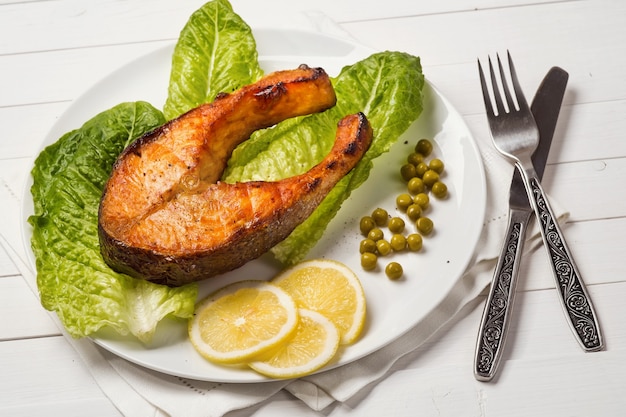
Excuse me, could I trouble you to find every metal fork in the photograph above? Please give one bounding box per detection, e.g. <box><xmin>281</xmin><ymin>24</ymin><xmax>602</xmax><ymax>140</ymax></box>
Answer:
<box><xmin>478</xmin><ymin>51</ymin><xmax>604</xmax><ymax>352</ymax></box>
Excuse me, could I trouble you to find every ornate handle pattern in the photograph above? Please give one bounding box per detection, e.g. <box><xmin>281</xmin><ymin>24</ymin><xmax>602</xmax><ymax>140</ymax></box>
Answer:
<box><xmin>475</xmin><ymin>210</ymin><xmax>530</xmax><ymax>381</ymax></box>
<box><xmin>530</xmin><ymin>178</ymin><xmax>604</xmax><ymax>351</ymax></box>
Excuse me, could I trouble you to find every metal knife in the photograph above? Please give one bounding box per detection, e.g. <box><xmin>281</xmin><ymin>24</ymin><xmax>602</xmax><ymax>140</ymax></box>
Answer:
<box><xmin>474</xmin><ymin>66</ymin><xmax>569</xmax><ymax>381</ymax></box>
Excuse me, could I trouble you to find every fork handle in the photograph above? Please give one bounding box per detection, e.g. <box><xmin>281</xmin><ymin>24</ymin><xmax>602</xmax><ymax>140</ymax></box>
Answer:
<box><xmin>475</xmin><ymin>208</ymin><xmax>532</xmax><ymax>381</ymax></box>
<box><xmin>523</xmin><ymin>170</ymin><xmax>604</xmax><ymax>351</ymax></box>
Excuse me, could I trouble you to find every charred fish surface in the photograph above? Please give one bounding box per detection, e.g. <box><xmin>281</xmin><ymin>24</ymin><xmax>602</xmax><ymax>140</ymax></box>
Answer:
<box><xmin>98</xmin><ymin>66</ymin><xmax>372</xmax><ymax>286</ymax></box>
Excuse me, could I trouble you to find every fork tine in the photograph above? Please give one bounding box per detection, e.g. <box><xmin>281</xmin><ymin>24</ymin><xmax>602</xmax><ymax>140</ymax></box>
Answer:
<box><xmin>488</xmin><ymin>56</ymin><xmax>506</xmax><ymax>116</ymax></box>
<box><xmin>477</xmin><ymin>59</ymin><xmax>494</xmax><ymax>116</ymax></box>
<box><xmin>506</xmin><ymin>50</ymin><xmax>529</xmax><ymax>110</ymax></box>
<box><xmin>496</xmin><ymin>53</ymin><xmax>516</xmax><ymax>112</ymax></box>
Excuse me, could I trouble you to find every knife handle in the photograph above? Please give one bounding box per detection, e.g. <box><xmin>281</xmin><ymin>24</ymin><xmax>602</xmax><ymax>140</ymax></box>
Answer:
<box><xmin>526</xmin><ymin>175</ymin><xmax>604</xmax><ymax>352</ymax></box>
<box><xmin>475</xmin><ymin>209</ymin><xmax>531</xmax><ymax>381</ymax></box>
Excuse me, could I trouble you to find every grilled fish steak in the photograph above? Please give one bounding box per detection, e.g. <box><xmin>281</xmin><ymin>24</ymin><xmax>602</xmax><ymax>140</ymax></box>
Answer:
<box><xmin>98</xmin><ymin>65</ymin><xmax>373</xmax><ymax>286</ymax></box>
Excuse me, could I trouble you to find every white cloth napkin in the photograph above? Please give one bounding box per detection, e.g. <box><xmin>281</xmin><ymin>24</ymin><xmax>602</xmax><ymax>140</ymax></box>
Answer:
<box><xmin>1</xmin><ymin>12</ymin><xmax>569</xmax><ymax>417</ymax></box>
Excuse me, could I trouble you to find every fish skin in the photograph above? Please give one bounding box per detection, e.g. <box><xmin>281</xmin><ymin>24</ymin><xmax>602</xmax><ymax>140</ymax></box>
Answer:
<box><xmin>98</xmin><ymin>66</ymin><xmax>372</xmax><ymax>286</ymax></box>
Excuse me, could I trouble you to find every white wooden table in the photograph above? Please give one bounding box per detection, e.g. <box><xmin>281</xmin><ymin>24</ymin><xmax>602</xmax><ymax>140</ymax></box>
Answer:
<box><xmin>2</xmin><ymin>1</ymin><xmax>625</xmax><ymax>416</ymax></box>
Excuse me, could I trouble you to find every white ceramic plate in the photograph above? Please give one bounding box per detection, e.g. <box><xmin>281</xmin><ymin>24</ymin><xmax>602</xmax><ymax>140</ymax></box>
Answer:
<box><xmin>22</xmin><ymin>29</ymin><xmax>486</xmax><ymax>383</ymax></box>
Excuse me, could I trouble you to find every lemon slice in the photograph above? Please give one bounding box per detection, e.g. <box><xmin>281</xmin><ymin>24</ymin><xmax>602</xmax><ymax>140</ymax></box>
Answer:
<box><xmin>188</xmin><ymin>280</ymin><xmax>298</xmax><ymax>364</ymax></box>
<box><xmin>248</xmin><ymin>308</ymin><xmax>340</xmax><ymax>379</ymax></box>
<box><xmin>272</xmin><ymin>259</ymin><xmax>366</xmax><ymax>345</ymax></box>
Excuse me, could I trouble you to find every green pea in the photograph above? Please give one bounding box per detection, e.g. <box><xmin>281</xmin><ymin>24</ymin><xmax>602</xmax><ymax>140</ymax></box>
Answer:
<box><xmin>415</xmin><ymin>139</ymin><xmax>433</xmax><ymax>157</ymax></box>
<box><xmin>407</xmin><ymin>233</ymin><xmax>423</xmax><ymax>251</ymax></box>
<box><xmin>416</xmin><ymin>217</ymin><xmax>434</xmax><ymax>235</ymax></box>
<box><xmin>376</xmin><ymin>239</ymin><xmax>392</xmax><ymax>256</ymax></box>
<box><xmin>396</xmin><ymin>193</ymin><xmax>413</xmax><ymax>211</ymax></box>
<box><xmin>400</xmin><ymin>163</ymin><xmax>417</xmax><ymax>182</ymax></box>
<box><xmin>407</xmin><ymin>177</ymin><xmax>424</xmax><ymax>194</ymax></box>
<box><xmin>388</xmin><ymin>217</ymin><xmax>405</xmax><ymax>234</ymax></box>
<box><xmin>385</xmin><ymin>262</ymin><xmax>404</xmax><ymax>280</ymax></box>
<box><xmin>429</xmin><ymin>158</ymin><xmax>445</xmax><ymax>174</ymax></box>
<box><xmin>371</xmin><ymin>207</ymin><xmax>388</xmax><ymax>226</ymax></box>
<box><xmin>359</xmin><ymin>216</ymin><xmax>376</xmax><ymax>236</ymax></box>
<box><xmin>368</xmin><ymin>228</ymin><xmax>384</xmax><ymax>241</ymax></box>
<box><xmin>422</xmin><ymin>169</ymin><xmax>440</xmax><ymax>187</ymax></box>
<box><xmin>431</xmin><ymin>181</ymin><xmax>448</xmax><ymax>199</ymax></box>
<box><xmin>415</xmin><ymin>162</ymin><xmax>429</xmax><ymax>178</ymax></box>
<box><xmin>360</xmin><ymin>238</ymin><xmax>377</xmax><ymax>254</ymax></box>
<box><xmin>406</xmin><ymin>203</ymin><xmax>422</xmax><ymax>221</ymax></box>
<box><xmin>390</xmin><ymin>234</ymin><xmax>407</xmax><ymax>251</ymax></box>
<box><xmin>407</xmin><ymin>152</ymin><xmax>424</xmax><ymax>166</ymax></box>
<box><xmin>414</xmin><ymin>192</ymin><xmax>430</xmax><ymax>209</ymax></box>
<box><xmin>361</xmin><ymin>252</ymin><xmax>378</xmax><ymax>270</ymax></box>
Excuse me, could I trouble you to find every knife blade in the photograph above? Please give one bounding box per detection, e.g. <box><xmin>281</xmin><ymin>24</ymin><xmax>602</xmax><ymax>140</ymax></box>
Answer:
<box><xmin>474</xmin><ymin>66</ymin><xmax>569</xmax><ymax>381</ymax></box>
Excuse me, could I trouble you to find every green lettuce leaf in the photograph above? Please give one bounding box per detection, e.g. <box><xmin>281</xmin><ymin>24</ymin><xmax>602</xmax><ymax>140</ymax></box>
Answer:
<box><xmin>163</xmin><ymin>0</ymin><xmax>263</xmax><ymax>120</ymax></box>
<box><xmin>29</xmin><ymin>102</ymin><xmax>198</xmax><ymax>343</ymax></box>
<box><xmin>223</xmin><ymin>51</ymin><xmax>425</xmax><ymax>264</ymax></box>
